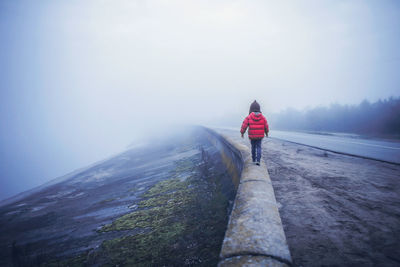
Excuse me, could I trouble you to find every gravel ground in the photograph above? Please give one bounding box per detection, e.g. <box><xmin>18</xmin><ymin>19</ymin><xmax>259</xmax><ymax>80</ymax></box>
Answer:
<box><xmin>262</xmin><ymin>137</ymin><xmax>400</xmax><ymax>267</ymax></box>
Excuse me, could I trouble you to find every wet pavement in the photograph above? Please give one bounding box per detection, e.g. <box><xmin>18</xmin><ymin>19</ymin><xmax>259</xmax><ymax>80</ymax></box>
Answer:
<box><xmin>270</xmin><ymin>130</ymin><xmax>400</xmax><ymax>164</ymax></box>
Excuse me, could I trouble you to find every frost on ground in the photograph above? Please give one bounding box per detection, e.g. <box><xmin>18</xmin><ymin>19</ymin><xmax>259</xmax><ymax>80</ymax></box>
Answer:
<box><xmin>263</xmin><ymin>137</ymin><xmax>400</xmax><ymax>267</ymax></box>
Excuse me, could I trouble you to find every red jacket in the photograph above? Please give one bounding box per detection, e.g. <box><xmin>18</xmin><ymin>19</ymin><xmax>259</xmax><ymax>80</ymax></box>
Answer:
<box><xmin>240</xmin><ymin>112</ymin><xmax>269</xmax><ymax>139</ymax></box>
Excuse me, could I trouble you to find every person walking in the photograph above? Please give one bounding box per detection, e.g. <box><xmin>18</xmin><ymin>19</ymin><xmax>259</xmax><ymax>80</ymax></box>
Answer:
<box><xmin>240</xmin><ymin>100</ymin><xmax>269</xmax><ymax>165</ymax></box>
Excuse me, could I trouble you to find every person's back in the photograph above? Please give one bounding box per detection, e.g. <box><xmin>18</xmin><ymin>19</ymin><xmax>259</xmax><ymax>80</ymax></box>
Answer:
<box><xmin>240</xmin><ymin>100</ymin><xmax>269</xmax><ymax>165</ymax></box>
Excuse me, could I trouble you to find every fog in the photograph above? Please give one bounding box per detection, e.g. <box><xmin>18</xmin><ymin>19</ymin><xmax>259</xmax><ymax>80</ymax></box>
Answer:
<box><xmin>1</xmin><ymin>0</ymin><xmax>399</xmax><ymax>200</ymax></box>
<box><xmin>269</xmin><ymin>97</ymin><xmax>400</xmax><ymax>135</ymax></box>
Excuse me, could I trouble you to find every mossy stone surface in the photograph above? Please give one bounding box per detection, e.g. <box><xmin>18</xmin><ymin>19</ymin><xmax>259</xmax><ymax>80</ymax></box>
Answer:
<box><xmin>50</xmin><ymin>147</ymin><xmax>234</xmax><ymax>267</ymax></box>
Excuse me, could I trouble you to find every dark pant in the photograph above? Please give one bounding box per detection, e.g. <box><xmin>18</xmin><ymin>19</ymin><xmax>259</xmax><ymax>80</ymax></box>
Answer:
<box><xmin>250</xmin><ymin>139</ymin><xmax>262</xmax><ymax>162</ymax></box>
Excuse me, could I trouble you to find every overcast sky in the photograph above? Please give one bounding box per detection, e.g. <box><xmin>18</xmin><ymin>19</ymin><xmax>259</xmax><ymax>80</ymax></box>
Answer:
<box><xmin>1</xmin><ymin>0</ymin><xmax>399</xmax><ymax>200</ymax></box>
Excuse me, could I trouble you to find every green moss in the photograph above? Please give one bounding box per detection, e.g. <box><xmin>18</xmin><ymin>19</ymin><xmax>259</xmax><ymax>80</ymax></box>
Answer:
<box><xmin>142</xmin><ymin>178</ymin><xmax>187</xmax><ymax>198</ymax></box>
<box><xmin>98</xmin><ymin>222</ymin><xmax>187</xmax><ymax>266</ymax></box>
<box><xmin>99</xmin><ymin>177</ymin><xmax>195</xmax><ymax>233</ymax></box>
<box><xmin>49</xmin><ymin>150</ymin><xmax>233</xmax><ymax>266</ymax></box>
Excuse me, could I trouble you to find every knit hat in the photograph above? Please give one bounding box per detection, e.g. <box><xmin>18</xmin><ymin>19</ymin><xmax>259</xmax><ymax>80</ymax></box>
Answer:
<box><xmin>249</xmin><ymin>100</ymin><xmax>261</xmax><ymax>114</ymax></box>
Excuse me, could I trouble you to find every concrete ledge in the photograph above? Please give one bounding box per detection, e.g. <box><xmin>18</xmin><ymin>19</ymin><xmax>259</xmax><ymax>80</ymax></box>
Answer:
<box><xmin>203</xmin><ymin>127</ymin><xmax>292</xmax><ymax>267</ymax></box>
<box><xmin>219</xmin><ymin>255</ymin><xmax>290</xmax><ymax>267</ymax></box>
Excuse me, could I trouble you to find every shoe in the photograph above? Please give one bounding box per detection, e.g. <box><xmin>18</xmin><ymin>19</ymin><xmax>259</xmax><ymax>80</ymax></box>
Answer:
<box><xmin>256</xmin><ymin>162</ymin><xmax>260</xmax><ymax>166</ymax></box>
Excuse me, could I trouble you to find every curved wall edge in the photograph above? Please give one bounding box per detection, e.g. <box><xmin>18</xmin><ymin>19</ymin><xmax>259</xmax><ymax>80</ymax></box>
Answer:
<box><xmin>202</xmin><ymin>127</ymin><xmax>292</xmax><ymax>267</ymax></box>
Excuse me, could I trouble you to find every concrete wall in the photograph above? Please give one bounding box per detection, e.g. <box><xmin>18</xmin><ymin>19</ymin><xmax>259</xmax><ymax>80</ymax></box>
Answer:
<box><xmin>204</xmin><ymin>127</ymin><xmax>292</xmax><ymax>267</ymax></box>
<box><xmin>204</xmin><ymin>128</ymin><xmax>243</xmax><ymax>190</ymax></box>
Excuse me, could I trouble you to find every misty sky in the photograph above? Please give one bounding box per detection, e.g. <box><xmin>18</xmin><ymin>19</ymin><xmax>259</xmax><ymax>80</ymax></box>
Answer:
<box><xmin>1</xmin><ymin>0</ymin><xmax>400</xmax><ymax>201</ymax></box>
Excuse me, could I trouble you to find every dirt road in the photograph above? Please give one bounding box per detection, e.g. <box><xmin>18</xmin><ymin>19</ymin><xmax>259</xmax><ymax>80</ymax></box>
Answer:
<box><xmin>263</xmin><ymin>137</ymin><xmax>400</xmax><ymax>267</ymax></box>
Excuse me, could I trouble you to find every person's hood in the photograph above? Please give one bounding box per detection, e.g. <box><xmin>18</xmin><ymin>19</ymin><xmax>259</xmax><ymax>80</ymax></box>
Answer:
<box><xmin>249</xmin><ymin>100</ymin><xmax>261</xmax><ymax>114</ymax></box>
<box><xmin>250</xmin><ymin>112</ymin><xmax>262</xmax><ymax>121</ymax></box>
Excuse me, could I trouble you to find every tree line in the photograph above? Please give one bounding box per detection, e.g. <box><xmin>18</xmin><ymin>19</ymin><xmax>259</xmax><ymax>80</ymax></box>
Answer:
<box><xmin>269</xmin><ymin>97</ymin><xmax>400</xmax><ymax>136</ymax></box>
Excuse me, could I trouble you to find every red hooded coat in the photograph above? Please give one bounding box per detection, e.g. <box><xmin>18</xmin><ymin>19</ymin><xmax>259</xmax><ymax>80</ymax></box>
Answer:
<box><xmin>240</xmin><ymin>112</ymin><xmax>269</xmax><ymax>139</ymax></box>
